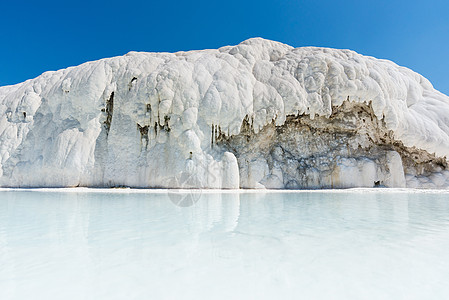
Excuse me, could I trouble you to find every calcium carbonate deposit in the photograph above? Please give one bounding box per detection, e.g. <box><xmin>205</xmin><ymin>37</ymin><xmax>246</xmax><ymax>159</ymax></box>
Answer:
<box><xmin>1</xmin><ymin>38</ymin><xmax>449</xmax><ymax>188</ymax></box>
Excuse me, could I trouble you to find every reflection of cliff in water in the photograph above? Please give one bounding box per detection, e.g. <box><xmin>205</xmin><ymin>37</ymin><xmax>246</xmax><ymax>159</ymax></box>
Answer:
<box><xmin>1</xmin><ymin>190</ymin><xmax>449</xmax><ymax>299</ymax></box>
<box><xmin>2</xmin><ymin>191</ymin><xmax>449</xmax><ymax>246</ymax></box>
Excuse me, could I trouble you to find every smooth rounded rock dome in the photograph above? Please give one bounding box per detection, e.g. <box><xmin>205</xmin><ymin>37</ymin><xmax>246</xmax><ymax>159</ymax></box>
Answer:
<box><xmin>0</xmin><ymin>38</ymin><xmax>448</xmax><ymax>188</ymax></box>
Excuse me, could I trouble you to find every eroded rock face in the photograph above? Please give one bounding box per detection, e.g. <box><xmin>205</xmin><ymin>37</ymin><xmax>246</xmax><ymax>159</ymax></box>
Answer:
<box><xmin>0</xmin><ymin>38</ymin><xmax>449</xmax><ymax>188</ymax></box>
<box><xmin>217</xmin><ymin>101</ymin><xmax>448</xmax><ymax>189</ymax></box>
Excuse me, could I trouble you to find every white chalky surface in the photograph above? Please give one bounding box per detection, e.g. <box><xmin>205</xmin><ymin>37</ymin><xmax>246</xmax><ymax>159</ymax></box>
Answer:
<box><xmin>1</xmin><ymin>38</ymin><xmax>448</xmax><ymax>188</ymax></box>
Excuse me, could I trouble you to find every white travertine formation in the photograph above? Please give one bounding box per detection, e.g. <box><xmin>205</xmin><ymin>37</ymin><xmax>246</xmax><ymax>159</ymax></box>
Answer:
<box><xmin>1</xmin><ymin>38</ymin><xmax>448</xmax><ymax>188</ymax></box>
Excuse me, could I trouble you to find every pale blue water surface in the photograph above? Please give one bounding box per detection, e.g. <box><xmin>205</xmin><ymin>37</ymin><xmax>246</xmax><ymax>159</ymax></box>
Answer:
<box><xmin>1</xmin><ymin>189</ymin><xmax>449</xmax><ymax>300</ymax></box>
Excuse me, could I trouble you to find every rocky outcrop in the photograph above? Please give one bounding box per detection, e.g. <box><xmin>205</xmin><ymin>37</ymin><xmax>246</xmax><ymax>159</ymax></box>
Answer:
<box><xmin>0</xmin><ymin>38</ymin><xmax>448</xmax><ymax>188</ymax></box>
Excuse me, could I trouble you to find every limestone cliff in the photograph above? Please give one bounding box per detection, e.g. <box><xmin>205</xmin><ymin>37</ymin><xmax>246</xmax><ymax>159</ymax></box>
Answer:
<box><xmin>1</xmin><ymin>38</ymin><xmax>448</xmax><ymax>188</ymax></box>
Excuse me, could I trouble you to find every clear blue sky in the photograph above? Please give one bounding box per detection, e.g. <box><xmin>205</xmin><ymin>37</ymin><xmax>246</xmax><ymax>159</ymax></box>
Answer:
<box><xmin>1</xmin><ymin>0</ymin><xmax>448</xmax><ymax>94</ymax></box>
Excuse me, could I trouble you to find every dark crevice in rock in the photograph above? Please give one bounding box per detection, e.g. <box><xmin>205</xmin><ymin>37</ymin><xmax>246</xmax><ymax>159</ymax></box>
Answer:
<box><xmin>211</xmin><ymin>124</ymin><xmax>214</xmax><ymax>148</ymax></box>
<box><xmin>137</xmin><ymin>124</ymin><xmax>149</xmax><ymax>149</ymax></box>
<box><xmin>153</xmin><ymin>115</ymin><xmax>171</xmax><ymax>137</ymax></box>
<box><xmin>128</xmin><ymin>77</ymin><xmax>137</xmax><ymax>91</ymax></box>
<box><xmin>163</xmin><ymin>115</ymin><xmax>171</xmax><ymax>132</ymax></box>
<box><xmin>103</xmin><ymin>92</ymin><xmax>114</xmax><ymax>136</ymax></box>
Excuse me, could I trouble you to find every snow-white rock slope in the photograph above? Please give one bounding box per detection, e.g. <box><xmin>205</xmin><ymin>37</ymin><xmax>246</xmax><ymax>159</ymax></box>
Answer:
<box><xmin>1</xmin><ymin>38</ymin><xmax>449</xmax><ymax>188</ymax></box>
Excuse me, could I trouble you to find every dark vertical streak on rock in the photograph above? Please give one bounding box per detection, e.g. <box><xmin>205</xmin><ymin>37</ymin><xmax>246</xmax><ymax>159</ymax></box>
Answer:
<box><xmin>211</xmin><ymin>124</ymin><xmax>214</xmax><ymax>148</ymax></box>
<box><xmin>137</xmin><ymin>124</ymin><xmax>149</xmax><ymax>150</ymax></box>
<box><xmin>104</xmin><ymin>92</ymin><xmax>114</xmax><ymax>136</ymax></box>
<box><xmin>128</xmin><ymin>77</ymin><xmax>137</xmax><ymax>91</ymax></box>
